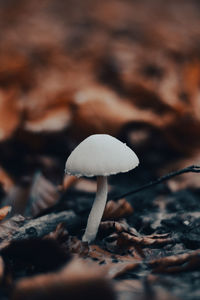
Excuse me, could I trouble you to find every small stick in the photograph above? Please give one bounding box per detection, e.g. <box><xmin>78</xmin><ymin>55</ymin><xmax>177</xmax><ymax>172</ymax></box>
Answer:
<box><xmin>14</xmin><ymin>211</ymin><xmax>79</xmax><ymax>241</ymax></box>
<box><xmin>112</xmin><ymin>165</ymin><xmax>200</xmax><ymax>200</ymax></box>
<box><xmin>0</xmin><ymin>211</ymin><xmax>79</xmax><ymax>251</ymax></box>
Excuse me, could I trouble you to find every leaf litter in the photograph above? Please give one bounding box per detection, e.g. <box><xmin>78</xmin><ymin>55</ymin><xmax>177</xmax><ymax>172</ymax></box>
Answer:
<box><xmin>1</xmin><ymin>0</ymin><xmax>200</xmax><ymax>299</ymax></box>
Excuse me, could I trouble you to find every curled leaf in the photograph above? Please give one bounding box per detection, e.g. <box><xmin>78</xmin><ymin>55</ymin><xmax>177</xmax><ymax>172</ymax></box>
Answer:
<box><xmin>117</xmin><ymin>232</ymin><xmax>173</xmax><ymax>248</ymax></box>
<box><xmin>99</xmin><ymin>220</ymin><xmax>173</xmax><ymax>249</ymax></box>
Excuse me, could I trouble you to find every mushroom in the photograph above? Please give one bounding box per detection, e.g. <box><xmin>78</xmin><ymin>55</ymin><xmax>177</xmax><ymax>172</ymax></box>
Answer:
<box><xmin>65</xmin><ymin>134</ymin><xmax>139</xmax><ymax>243</ymax></box>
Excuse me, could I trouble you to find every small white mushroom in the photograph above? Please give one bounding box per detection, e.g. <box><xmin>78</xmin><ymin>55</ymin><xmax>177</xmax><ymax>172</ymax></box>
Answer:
<box><xmin>65</xmin><ymin>134</ymin><xmax>139</xmax><ymax>243</ymax></box>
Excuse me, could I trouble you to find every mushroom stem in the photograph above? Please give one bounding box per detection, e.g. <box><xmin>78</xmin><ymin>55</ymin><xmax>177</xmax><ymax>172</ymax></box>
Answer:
<box><xmin>82</xmin><ymin>176</ymin><xmax>108</xmax><ymax>243</ymax></box>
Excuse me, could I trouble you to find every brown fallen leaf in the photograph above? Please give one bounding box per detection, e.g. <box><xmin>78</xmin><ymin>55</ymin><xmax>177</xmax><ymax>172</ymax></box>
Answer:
<box><xmin>88</xmin><ymin>245</ymin><xmax>141</xmax><ymax>279</ymax></box>
<box><xmin>21</xmin><ymin>66</ymin><xmax>74</xmax><ymax>126</ymax></box>
<box><xmin>0</xmin><ymin>206</ymin><xmax>12</xmax><ymax>221</ymax></box>
<box><xmin>0</xmin><ymin>167</ymin><xmax>14</xmax><ymax>193</ymax></box>
<box><xmin>1</xmin><ymin>0</ymin><xmax>200</xmax><ymax>166</ymax></box>
<box><xmin>44</xmin><ymin>223</ymin><xmax>74</xmax><ymax>256</ymax></box>
<box><xmin>29</xmin><ymin>173</ymin><xmax>60</xmax><ymax>217</ymax></box>
<box><xmin>2</xmin><ymin>182</ymin><xmax>31</xmax><ymax>216</ymax></box>
<box><xmin>58</xmin><ymin>174</ymin><xmax>78</xmax><ymax>192</ymax></box>
<box><xmin>70</xmin><ymin>85</ymin><xmax>167</xmax><ymax>143</ymax></box>
<box><xmin>143</xmin><ymin>275</ymin><xmax>180</xmax><ymax>300</ymax></box>
<box><xmin>12</xmin><ymin>258</ymin><xmax>116</xmax><ymax>300</ymax></box>
<box><xmin>181</xmin><ymin>59</ymin><xmax>200</xmax><ymax>121</ymax></box>
<box><xmin>44</xmin><ymin>223</ymin><xmax>69</xmax><ymax>243</ymax></box>
<box><xmin>24</xmin><ymin>106</ymin><xmax>72</xmax><ymax>133</ymax></box>
<box><xmin>0</xmin><ymin>256</ymin><xmax>4</xmax><ymax>284</ymax></box>
<box><xmin>0</xmin><ymin>49</ymin><xmax>30</xmax><ymax>88</ymax></box>
<box><xmin>71</xmin><ymin>85</ymin><xmax>136</xmax><ymax>139</ymax></box>
<box><xmin>116</xmin><ymin>276</ymin><xmax>180</xmax><ymax>300</ymax></box>
<box><xmin>149</xmin><ymin>250</ymin><xmax>200</xmax><ymax>273</ymax></box>
<box><xmin>103</xmin><ymin>199</ymin><xmax>133</xmax><ymax>220</ymax></box>
<box><xmin>115</xmin><ymin>279</ymin><xmax>142</xmax><ymax>294</ymax></box>
<box><xmin>57</xmin><ymin>232</ymin><xmax>141</xmax><ymax>279</ymax></box>
<box><xmin>100</xmin><ymin>220</ymin><xmax>173</xmax><ymax>249</ymax></box>
<box><xmin>100</xmin><ymin>220</ymin><xmax>143</xmax><ymax>236</ymax></box>
<box><xmin>0</xmin><ymin>89</ymin><xmax>22</xmax><ymax>141</ymax></box>
<box><xmin>66</xmin><ymin>236</ymin><xmax>90</xmax><ymax>257</ymax></box>
<box><xmin>117</xmin><ymin>232</ymin><xmax>173</xmax><ymax>248</ymax></box>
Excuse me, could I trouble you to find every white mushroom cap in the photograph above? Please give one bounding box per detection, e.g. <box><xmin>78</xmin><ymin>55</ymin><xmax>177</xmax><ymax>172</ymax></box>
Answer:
<box><xmin>65</xmin><ymin>134</ymin><xmax>139</xmax><ymax>177</ymax></box>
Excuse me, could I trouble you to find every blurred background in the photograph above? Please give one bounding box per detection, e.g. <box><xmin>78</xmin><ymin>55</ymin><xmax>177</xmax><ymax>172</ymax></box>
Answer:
<box><xmin>0</xmin><ymin>0</ymin><xmax>200</xmax><ymax>195</ymax></box>
<box><xmin>1</xmin><ymin>2</ymin><xmax>200</xmax><ymax>299</ymax></box>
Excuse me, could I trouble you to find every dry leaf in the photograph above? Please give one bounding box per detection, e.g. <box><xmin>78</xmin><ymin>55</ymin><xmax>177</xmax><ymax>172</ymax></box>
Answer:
<box><xmin>116</xmin><ymin>279</ymin><xmax>142</xmax><ymax>293</ymax></box>
<box><xmin>70</xmin><ymin>85</ymin><xmax>166</xmax><ymax>142</ymax></box>
<box><xmin>0</xmin><ymin>206</ymin><xmax>12</xmax><ymax>221</ymax></box>
<box><xmin>88</xmin><ymin>245</ymin><xmax>141</xmax><ymax>279</ymax></box>
<box><xmin>0</xmin><ymin>89</ymin><xmax>22</xmax><ymax>141</ymax></box>
<box><xmin>0</xmin><ymin>0</ymin><xmax>200</xmax><ymax>162</ymax></box>
<box><xmin>0</xmin><ymin>256</ymin><xmax>4</xmax><ymax>284</ymax></box>
<box><xmin>2</xmin><ymin>183</ymin><xmax>31</xmax><ymax>216</ymax></box>
<box><xmin>24</xmin><ymin>106</ymin><xmax>72</xmax><ymax>133</ymax></box>
<box><xmin>99</xmin><ymin>220</ymin><xmax>173</xmax><ymax>249</ymax></box>
<box><xmin>149</xmin><ymin>250</ymin><xmax>200</xmax><ymax>273</ymax></box>
<box><xmin>45</xmin><ymin>223</ymin><xmax>69</xmax><ymax>243</ymax></box>
<box><xmin>116</xmin><ymin>276</ymin><xmax>179</xmax><ymax>300</ymax></box>
<box><xmin>59</xmin><ymin>232</ymin><xmax>141</xmax><ymax>279</ymax></box>
<box><xmin>0</xmin><ymin>49</ymin><xmax>30</xmax><ymax>88</ymax></box>
<box><xmin>59</xmin><ymin>174</ymin><xmax>78</xmax><ymax>192</ymax></box>
<box><xmin>0</xmin><ymin>167</ymin><xmax>14</xmax><ymax>193</ymax></box>
<box><xmin>100</xmin><ymin>220</ymin><xmax>142</xmax><ymax>236</ymax></box>
<box><xmin>65</xmin><ymin>236</ymin><xmax>89</xmax><ymax>257</ymax></box>
<box><xmin>117</xmin><ymin>232</ymin><xmax>173</xmax><ymax>248</ymax></box>
<box><xmin>103</xmin><ymin>199</ymin><xmax>133</xmax><ymax>220</ymax></box>
<box><xmin>12</xmin><ymin>258</ymin><xmax>116</xmax><ymax>300</ymax></box>
<box><xmin>29</xmin><ymin>173</ymin><xmax>60</xmax><ymax>217</ymax></box>
<box><xmin>44</xmin><ymin>223</ymin><xmax>71</xmax><ymax>254</ymax></box>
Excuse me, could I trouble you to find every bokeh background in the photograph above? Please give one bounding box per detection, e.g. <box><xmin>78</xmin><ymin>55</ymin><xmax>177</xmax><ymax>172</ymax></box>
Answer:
<box><xmin>0</xmin><ymin>0</ymin><xmax>200</xmax><ymax>203</ymax></box>
<box><xmin>1</xmin><ymin>1</ymin><xmax>200</xmax><ymax>300</ymax></box>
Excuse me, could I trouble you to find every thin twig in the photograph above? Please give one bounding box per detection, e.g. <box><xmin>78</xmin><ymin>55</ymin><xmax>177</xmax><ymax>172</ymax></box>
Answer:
<box><xmin>112</xmin><ymin>165</ymin><xmax>200</xmax><ymax>200</ymax></box>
